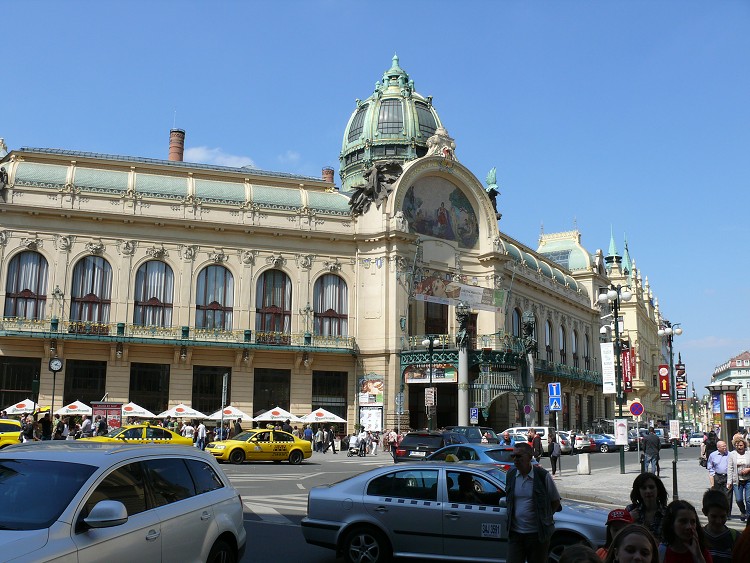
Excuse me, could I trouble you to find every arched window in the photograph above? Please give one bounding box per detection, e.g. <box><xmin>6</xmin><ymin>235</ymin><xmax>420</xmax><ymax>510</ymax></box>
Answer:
<box><xmin>133</xmin><ymin>261</ymin><xmax>174</xmax><ymax>327</ymax></box>
<box><xmin>4</xmin><ymin>251</ymin><xmax>48</xmax><ymax>319</ymax></box>
<box><xmin>559</xmin><ymin>325</ymin><xmax>567</xmax><ymax>365</ymax></box>
<box><xmin>196</xmin><ymin>265</ymin><xmax>234</xmax><ymax>330</ymax></box>
<box><xmin>313</xmin><ymin>274</ymin><xmax>348</xmax><ymax>337</ymax></box>
<box><xmin>511</xmin><ymin>308</ymin><xmax>522</xmax><ymax>337</ymax></box>
<box><xmin>545</xmin><ymin>321</ymin><xmax>553</xmax><ymax>362</ymax></box>
<box><xmin>70</xmin><ymin>256</ymin><xmax>112</xmax><ymax>328</ymax></box>
<box><xmin>572</xmin><ymin>331</ymin><xmax>579</xmax><ymax>368</ymax></box>
<box><xmin>255</xmin><ymin>269</ymin><xmax>291</xmax><ymax>344</ymax></box>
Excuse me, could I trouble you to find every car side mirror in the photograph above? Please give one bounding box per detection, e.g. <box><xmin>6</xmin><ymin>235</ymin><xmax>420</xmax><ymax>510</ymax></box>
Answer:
<box><xmin>498</xmin><ymin>498</ymin><xmax>507</xmax><ymax>508</ymax></box>
<box><xmin>83</xmin><ymin>500</ymin><xmax>128</xmax><ymax>529</ymax></box>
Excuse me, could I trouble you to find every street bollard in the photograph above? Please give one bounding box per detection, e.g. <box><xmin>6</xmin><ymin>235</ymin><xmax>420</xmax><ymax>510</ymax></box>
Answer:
<box><xmin>577</xmin><ymin>452</ymin><xmax>591</xmax><ymax>475</ymax></box>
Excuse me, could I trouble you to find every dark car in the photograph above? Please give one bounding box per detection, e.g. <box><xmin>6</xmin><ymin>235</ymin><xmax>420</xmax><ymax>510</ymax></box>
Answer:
<box><xmin>392</xmin><ymin>430</ymin><xmax>469</xmax><ymax>463</ymax></box>
<box><xmin>445</xmin><ymin>426</ymin><xmax>500</xmax><ymax>444</ymax></box>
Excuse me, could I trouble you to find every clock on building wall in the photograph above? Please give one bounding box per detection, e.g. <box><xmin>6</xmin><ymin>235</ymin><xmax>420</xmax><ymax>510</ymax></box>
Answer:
<box><xmin>49</xmin><ymin>357</ymin><xmax>63</xmax><ymax>373</ymax></box>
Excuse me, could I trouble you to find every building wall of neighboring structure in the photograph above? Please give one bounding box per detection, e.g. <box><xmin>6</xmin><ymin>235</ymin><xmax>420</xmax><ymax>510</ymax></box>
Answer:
<box><xmin>712</xmin><ymin>351</ymin><xmax>750</xmax><ymax>426</ymax></box>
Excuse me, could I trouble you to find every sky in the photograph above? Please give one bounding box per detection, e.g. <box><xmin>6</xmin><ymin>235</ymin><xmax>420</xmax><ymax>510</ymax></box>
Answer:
<box><xmin>2</xmin><ymin>1</ymin><xmax>748</xmax><ymax>394</ymax></box>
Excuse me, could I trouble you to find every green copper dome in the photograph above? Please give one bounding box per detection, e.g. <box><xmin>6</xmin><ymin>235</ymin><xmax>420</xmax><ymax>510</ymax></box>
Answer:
<box><xmin>339</xmin><ymin>55</ymin><xmax>443</xmax><ymax>192</ymax></box>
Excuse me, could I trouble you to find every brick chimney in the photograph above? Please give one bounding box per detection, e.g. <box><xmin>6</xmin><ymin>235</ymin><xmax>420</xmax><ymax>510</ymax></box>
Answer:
<box><xmin>169</xmin><ymin>129</ymin><xmax>185</xmax><ymax>162</ymax></box>
<box><xmin>322</xmin><ymin>167</ymin><xmax>334</xmax><ymax>184</ymax></box>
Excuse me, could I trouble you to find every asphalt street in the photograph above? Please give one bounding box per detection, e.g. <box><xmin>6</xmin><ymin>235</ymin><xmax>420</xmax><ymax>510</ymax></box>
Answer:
<box><xmin>225</xmin><ymin>445</ymin><xmax>746</xmax><ymax>562</ymax></box>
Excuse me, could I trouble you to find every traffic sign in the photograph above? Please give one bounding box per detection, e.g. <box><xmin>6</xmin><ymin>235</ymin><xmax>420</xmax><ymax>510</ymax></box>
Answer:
<box><xmin>630</xmin><ymin>401</ymin><xmax>644</xmax><ymax>417</ymax></box>
<box><xmin>523</xmin><ymin>404</ymin><xmax>532</xmax><ymax>415</ymax></box>
<box><xmin>548</xmin><ymin>397</ymin><xmax>562</xmax><ymax>412</ymax></box>
<box><xmin>743</xmin><ymin>407</ymin><xmax>750</xmax><ymax>417</ymax></box>
<box><xmin>470</xmin><ymin>407</ymin><xmax>479</xmax><ymax>424</ymax></box>
<box><xmin>548</xmin><ymin>382</ymin><xmax>561</xmax><ymax>397</ymax></box>
<box><xmin>425</xmin><ymin>387</ymin><xmax>436</xmax><ymax>407</ymax></box>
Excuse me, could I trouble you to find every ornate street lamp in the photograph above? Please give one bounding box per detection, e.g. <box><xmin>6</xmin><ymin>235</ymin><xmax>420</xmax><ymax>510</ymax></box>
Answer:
<box><xmin>658</xmin><ymin>320</ymin><xmax>682</xmax><ymax>499</ymax></box>
<box><xmin>598</xmin><ymin>284</ymin><xmax>632</xmax><ymax>475</ymax></box>
<box><xmin>422</xmin><ymin>336</ymin><xmax>441</xmax><ymax>431</ymax></box>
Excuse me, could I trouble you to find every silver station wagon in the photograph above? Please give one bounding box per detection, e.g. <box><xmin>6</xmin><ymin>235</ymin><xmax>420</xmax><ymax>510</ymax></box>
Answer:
<box><xmin>0</xmin><ymin>442</ymin><xmax>246</xmax><ymax>563</ymax></box>
<box><xmin>302</xmin><ymin>461</ymin><xmax>607</xmax><ymax>562</ymax></box>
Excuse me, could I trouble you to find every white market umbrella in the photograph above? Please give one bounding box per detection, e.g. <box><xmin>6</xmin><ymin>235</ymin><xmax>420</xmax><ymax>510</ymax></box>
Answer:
<box><xmin>301</xmin><ymin>408</ymin><xmax>346</xmax><ymax>424</ymax></box>
<box><xmin>252</xmin><ymin>406</ymin><xmax>304</xmax><ymax>423</ymax></box>
<box><xmin>55</xmin><ymin>400</ymin><xmax>93</xmax><ymax>416</ymax></box>
<box><xmin>207</xmin><ymin>405</ymin><xmax>252</xmax><ymax>421</ymax></box>
<box><xmin>121</xmin><ymin>402</ymin><xmax>157</xmax><ymax>419</ymax></box>
<box><xmin>4</xmin><ymin>398</ymin><xmax>36</xmax><ymax>415</ymax></box>
<box><xmin>156</xmin><ymin>403</ymin><xmax>206</xmax><ymax>419</ymax></box>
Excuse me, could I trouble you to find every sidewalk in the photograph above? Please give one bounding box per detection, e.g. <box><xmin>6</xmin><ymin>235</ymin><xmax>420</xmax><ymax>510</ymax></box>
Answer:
<box><xmin>548</xmin><ymin>454</ymin><xmax>747</xmax><ymax>531</ymax></box>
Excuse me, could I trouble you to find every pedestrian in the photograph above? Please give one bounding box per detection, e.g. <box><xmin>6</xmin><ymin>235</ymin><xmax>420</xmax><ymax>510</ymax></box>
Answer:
<box><xmin>234</xmin><ymin>418</ymin><xmax>243</xmax><ymax>436</ymax></box>
<box><xmin>682</xmin><ymin>430</ymin><xmax>689</xmax><ymax>448</ymax></box>
<box><xmin>549</xmin><ymin>434</ymin><xmax>562</xmax><ymax>477</ymax></box>
<box><xmin>659</xmin><ymin>500</ymin><xmax>712</xmax><ymax>563</ymax></box>
<box><xmin>499</xmin><ymin>430</ymin><xmax>514</xmax><ymax>446</ymax></box>
<box><xmin>80</xmin><ymin>415</ymin><xmax>93</xmax><ymax>438</ymax></box>
<box><xmin>194</xmin><ymin>419</ymin><xmax>207</xmax><ymax>450</ymax></box>
<box><xmin>708</xmin><ymin>440</ymin><xmax>732</xmax><ymax>518</ymax></box>
<box><xmin>727</xmin><ymin>435</ymin><xmax>750</xmax><ymax>521</ymax></box>
<box><xmin>182</xmin><ymin>420</ymin><xmax>195</xmax><ymax>440</ymax></box>
<box><xmin>96</xmin><ymin>415</ymin><xmax>108</xmax><ymax>437</ymax></box>
<box><xmin>595</xmin><ymin>509</ymin><xmax>634</xmax><ymax>560</ymax></box>
<box><xmin>328</xmin><ymin>426</ymin><xmax>337</xmax><ymax>454</ymax></box>
<box><xmin>282</xmin><ymin>418</ymin><xmax>293</xmax><ymax>434</ymax></box>
<box><xmin>292</xmin><ymin>425</ymin><xmax>300</xmax><ymax>438</ymax></box>
<box><xmin>315</xmin><ymin>427</ymin><xmax>324</xmax><ymax>452</ymax></box>
<box><xmin>642</xmin><ymin>427</ymin><xmax>661</xmax><ymax>475</ymax></box>
<box><xmin>626</xmin><ymin>472</ymin><xmax>669</xmax><ymax>543</ymax></box>
<box><xmin>39</xmin><ymin>413</ymin><xmax>53</xmax><ymax>440</ymax></box>
<box><xmin>388</xmin><ymin>428</ymin><xmax>398</xmax><ymax>452</ymax></box>
<box><xmin>528</xmin><ymin>428</ymin><xmax>543</xmax><ymax>463</ymax></box>
<box><xmin>21</xmin><ymin>415</ymin><xmax>35</xmax><ymax>442</ymax></box>
<box><xmin>303</xmin><ymin>424</ymin><xmax>313</xmax><ymax>443</ymax></box>
<box><xmin>702</xmin><ymin>431</ymin><xmax>718</xmax><ymax>468</ymax></box>
<box><xmin>505</xmin><ymin>442</ymin><xmax>561</xmax><ymax>563</ymax></box>
<box><xmin>602</xmin><ymin>524</ymin><xmax>659</xmax><ymax>563</ymax></box>
<box><xmin>701</xmin><ymin>489</ymin><xmax>738</xmax><ymax>563</ymax></box>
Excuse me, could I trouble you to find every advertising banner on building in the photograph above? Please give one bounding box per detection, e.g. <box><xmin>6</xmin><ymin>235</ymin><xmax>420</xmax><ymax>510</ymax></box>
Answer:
<box><xmin>725</xmin><ymin>392</ymin><xmax>738</xmax><ymax>413</ymax></box>
<box><xmin>404</xmin><ymin>364</ymin><xmax>457</xmax><ymax>384</ymax></box>
<box><xmin>414</xmin><ymin>274</ymin><xmax>506</xmax><ymax>312</ymax></box>
<box><xmin>358</xmin><ymin>374</ymin><xmax>384</xmax><ymax>406</ymax></box>
<box><xmin>712</xmin><ymin>393</ymin><xmax>721</xmax><ymax>414</ymax></box>
<box><xmin>658</xmin><ymin>365</ymin><xmax>670</xmax><ymax>401</ymax></box>
<box><xmin>675</xmin><ymin>363</ymin><xmax>687</xmax><ymax>401</ymax></box>
<box><xmin>621</xmin><ymin>342</ymin><xmax>633</xmax><ymax>392</ymax></box>
<box><xmin>91</xmin><ymin>401</ymin><xmax>122</xmax><ymax>432</ymax></box>
<box><xmin>359</xmin><ymin>406</ymin><xmax>383</xmax><ymax>432</ymax></box>
<box><xmin>600</xmin><ymin>342</ymin><xmax>616</xmax><ymax>394</ymax></box>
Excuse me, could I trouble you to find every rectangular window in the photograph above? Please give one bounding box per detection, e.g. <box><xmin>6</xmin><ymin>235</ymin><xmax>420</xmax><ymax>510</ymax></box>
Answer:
<box><xmin>312</xmin><ymin>371</ymin><xmax>348</xmax><ymax>422</ymax></box>
<box><xmin>192</xmin><ymin>366</ymin><xmax>231</xmax><ymax>416</ymax></box>
<box><xmin>63</xmin><ymin>360</ymin><xmax>106</xmax><ymax>407</ymax></box>
<box><xmin>253</xmin><ymin>368</ymin><xmax>290</xmax><ymax>417</ymax></box>
<box><xmin>129</xmin><ymin>363</ymin><xmax>170</xmax><ymax>418</ymax></box>
<box><xmin>425</xmin><ymin>302</ymin><xmax>448</xmax><ymax>335</ymax></box>
<box><xmin>0</xmin><ymin>357</ymin><xmax>40</xmax><ymax>409</ymax></box>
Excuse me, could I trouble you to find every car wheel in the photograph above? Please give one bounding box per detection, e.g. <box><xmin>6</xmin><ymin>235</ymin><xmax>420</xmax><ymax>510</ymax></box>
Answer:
<box><xmin>342</xmin><ymin>526</ymin><xmax>391</xmax><ymax>563</ymax></box>
<box><xmin>289</xmin><ymin>450</ymin><xmax>303</xmax><ymax>464</ymax></box>
<box><xmin>600</xmin><ymin>444</ymin><xmax>609</xmax><ymax>453</ymax></box>
<box><xmin>228</xmin><ymin>449</ymin><xmax>245</xmax><ymax>465</ymax></box>
<box><xmin>548</xmin><ymin>533</ymin><xmax>586</xmax><ymax>562</ymax></box>
<box><xmin>207</xmin><ymin>539</ymin><xmax>236</xmax><ymax>563</ymax></box>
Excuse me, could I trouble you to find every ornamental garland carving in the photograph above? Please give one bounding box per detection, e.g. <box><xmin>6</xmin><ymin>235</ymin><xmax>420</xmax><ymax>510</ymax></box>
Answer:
<box><xmin>324</xmin><ymin>259</ymin><xmax>341</xmax><ymax>272</ymax></box>
<box><xmin>21</xmin><ymin>237</ymin><xmax>42</xmax><ymax>250</ymax></box>
<box><xmin>266</xmin><ymin>254</ymin><xmax>286</xmax><ymax>268</ymax></box>
<box><xmin>209</xmin><ymin>250</ymin><xmax>228</xmax><ymax>263</ymax></box>
<box><xmin>85</xmin><ymin>241</ymin><xmax>105</xmax><ymax>255</ymax></box>
<box><xmin>146</xmin><ymin>245</ymin><xmax>168</xmax><ymax>260</ymax></box>
<box><xmin>0</xmin><ymin>230</ymin><xmax>9</xmax><ymax>246</ymax></box>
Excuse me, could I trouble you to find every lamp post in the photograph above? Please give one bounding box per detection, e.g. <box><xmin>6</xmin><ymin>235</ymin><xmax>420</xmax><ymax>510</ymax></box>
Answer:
<box><xmin>598</xmin><ymin>284</ymin><xmax>632</xmax><ymax>475</ymax></box>
<box><xmin>422</xmin><ymin>336</ymin><xmax>441</xmax><ymax>431</ymax></box>
<box><xmin>658</xmin><ymin>320</ymin><xmax>682</xmax><ymax>500</ymax></box>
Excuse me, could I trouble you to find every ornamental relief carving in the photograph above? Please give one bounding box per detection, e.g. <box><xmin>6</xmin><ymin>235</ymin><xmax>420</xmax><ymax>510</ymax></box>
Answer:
<box><xmin>85</xmin><ymin>241</ymin><xmax>104</xmax><ymax>255</ymax></box>
<box><xmin>266</xmin><ymin>254</ymin><xmax>286</xmax><ymax>268</ymax></box>
<box><xmin>239</xmin><ymin>249</ymin><xmax>257</xmax><ymax>265</ymax></box>
<box><xmin>180</xmin><ymin>245</ymin><xmax>197</xmax><ymax>261</ymax></box>
<box><xmin>297</xmin><ymin>254</ymin><xmax>314</xmax><ymax>270</ymax></box>
<box><xmin>146</xmin><ymin>245</ymin><xmax>168</xmax><ymax>260</ymax></box>
<box><xmin>20</xmin><ymin>237</ymin><xmax>42</xmax><ymax>250</ymax></box>
<box><xmin>0</xmin><ymin>230</ymin><xmax>8</xmax><ymax>246</ymax></box>
<box><xmin>118</xmin><ymin>240</ymin><xmax>137</xmax><ymax>256</ymax></box>
<box><xmin>209</xmin><ymin>250</ymin><xmax>228</xmax><ymax>263</ymax></box>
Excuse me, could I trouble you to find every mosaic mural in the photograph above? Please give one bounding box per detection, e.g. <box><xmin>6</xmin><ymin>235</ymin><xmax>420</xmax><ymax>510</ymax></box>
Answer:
<box><xmin>402</xmin><ymin>177</ymin><xmax>478</xmax><ymax>248</ymax></box>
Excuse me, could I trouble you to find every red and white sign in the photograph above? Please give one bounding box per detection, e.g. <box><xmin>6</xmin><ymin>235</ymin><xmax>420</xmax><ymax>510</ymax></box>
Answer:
<box><xmin>621</xmin><ymin>343</ymin><xmax>633</xmax><ymax>392</ymax></box>
<box><xmin>725</xmin><ymin>393</ymin><xmax>738</xmax><ymax>413</ymax></box>
<box><xmin>658</xmin><ymin>365</ymin><xmax>670</xmax><ymax>401</ymax></box>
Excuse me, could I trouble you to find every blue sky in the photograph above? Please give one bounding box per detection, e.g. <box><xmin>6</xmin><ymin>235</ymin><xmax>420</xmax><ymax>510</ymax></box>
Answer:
<box><xmin>2</xmin><ymin>1</ymin><xmax>748</xmax><ymax>393</ymax></box>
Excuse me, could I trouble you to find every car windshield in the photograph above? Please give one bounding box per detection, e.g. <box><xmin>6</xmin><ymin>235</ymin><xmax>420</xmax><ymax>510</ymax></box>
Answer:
<box><xmin>105</xmin><ymin>427</ymin><xmax>130</xmax><ymax>438</ymax></box>
<box><xmin>401</xmin><ymin>435</ymin><xmax>443</xmax><ymax>448</ymax></box>
<box><xmin>232</xmin><ymin>431</ymin><xmax>258</xmax><ymax>441</ymax></box>
<box><xmin>0</xmin><ymin>459</ymin><xmax>97</xmax><ymax>530</ymax></box>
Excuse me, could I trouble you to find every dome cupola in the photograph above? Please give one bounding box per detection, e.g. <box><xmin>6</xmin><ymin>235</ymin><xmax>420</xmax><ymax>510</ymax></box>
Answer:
<box><xmin>340</xmin><ymin>55</ymin><xmax>443</xmax><ymax>192</ymax></box>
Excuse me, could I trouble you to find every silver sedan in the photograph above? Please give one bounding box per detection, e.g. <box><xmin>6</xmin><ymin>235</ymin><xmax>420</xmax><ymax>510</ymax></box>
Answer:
<box><xmin>301</xmin><ymin>461</ymin><xmax>607</xmax><ymax>562</ymax></box>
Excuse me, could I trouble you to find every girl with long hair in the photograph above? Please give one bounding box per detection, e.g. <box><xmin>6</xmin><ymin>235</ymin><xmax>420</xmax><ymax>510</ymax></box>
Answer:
<box><xmin>626</xmin><ymin>473</ymin><xmax>669</xmax><ymax>543</ymax></box>
<box><xmin>659</xmin><ymin>500</ymin><xmax>712</xmax><ymax>562</ymax></box>
<box><xmin>603</xmin><ymin>523</ymin><xmax>659</xmax><ymax>563</ymax></box>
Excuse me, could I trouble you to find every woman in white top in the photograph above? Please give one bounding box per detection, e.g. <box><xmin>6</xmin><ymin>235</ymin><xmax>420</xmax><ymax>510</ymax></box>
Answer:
<box><xmin>727</xmin><ymin>436</ymin><xmax>750</xmax><ymax>521</ymax></box>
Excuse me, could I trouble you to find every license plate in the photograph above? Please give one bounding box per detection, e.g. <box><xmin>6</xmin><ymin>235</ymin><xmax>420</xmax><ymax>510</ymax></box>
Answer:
<box><xmin>409</xmin><ymin>451</ymin><xmax>426</xmax><ymax>457</ymax></box>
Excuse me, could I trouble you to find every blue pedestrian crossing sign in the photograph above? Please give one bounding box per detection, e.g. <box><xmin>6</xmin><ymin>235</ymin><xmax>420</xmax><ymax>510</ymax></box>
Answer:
<box><xmin>549</xmin><ymin>397</ymin><xmax>562</xmax><ymax>412</ymax></box>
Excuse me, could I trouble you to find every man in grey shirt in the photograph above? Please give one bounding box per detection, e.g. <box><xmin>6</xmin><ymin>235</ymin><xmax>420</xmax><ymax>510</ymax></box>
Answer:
<box><xmin>643</xmin><ymin>427</ymin><xmax>661</xmax><ymax>474</ymax></box>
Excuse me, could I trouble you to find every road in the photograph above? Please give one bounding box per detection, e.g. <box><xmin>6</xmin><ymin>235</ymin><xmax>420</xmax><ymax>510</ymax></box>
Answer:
<box><xmin>224</xmin><ymin>446</ymin><xmax>685</xmax><ymax>562</ymax></box>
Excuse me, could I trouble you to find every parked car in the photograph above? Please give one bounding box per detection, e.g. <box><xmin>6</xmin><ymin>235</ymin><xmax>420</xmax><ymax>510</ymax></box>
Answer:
<box><xmin>571</xmin><ymin>433</ymin><xmax>595</xmax><ymax>453</ymax></box>
<box><xmin>302</xmin><ymin>461</ymin><xmax>608</xmax><ymax>562</ymax></box>
<box><xmin>206</xmin><ymin>428</ymin><xmax>312</xmax><ymax>464</ymax></box>
<box><xmin>589</xmin><ymin>433</ymin><xmax>618</xmax><ymax>453</ymax></box>
<box><xmin>602</xmin><ymin>433</ymin><xmax>637</xmax><ymax>452</ymax></box>
<box><xmin>445</xmin><ymin>425</ymin><xmax>500</xmax><ymax>444</ymax></box>
<box><xmin>689</xmin><ymin>432</ymin><xmax>704</xmax><ymax>447</ymax></box>
<box><xmin>0</xmin><ymin>441</ymin><xmax>246</xmax><ymax>563</ymax></box>
<box><xmin>0</xmin><ymin>418</ymin><xmax>21</xmax><ymax>449</ymax></box>
<box><xmin>392</xmin><ymin>430</ymin><xmax>468</xmax><ymax>463</ymax></box>
<box><xmin>500</xmin><ymin>426</ymin><xmax>556</xmax><ymax>455</ymax></box>
<box><xmin>556</xmin><ymin>431</ymin><xmax>573</xmax><ymax>454</ymax></box>
<box><xmin>425</xmin><ymin>443</ymin><xmax>538</xmax><ymax>470</ymax></box>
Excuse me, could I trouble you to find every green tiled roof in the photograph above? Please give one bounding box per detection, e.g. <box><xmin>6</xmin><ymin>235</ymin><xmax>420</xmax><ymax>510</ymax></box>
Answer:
<box><xmin>136</xmin><ymin>173</ymin><xmax>188</xmax><ymax>199</ymax></box>
<box><xmin>13</xmin><ymin>162</ymin><xmax>68</xmax><ymax>189</ymax></box>
<box><xmin>252</xmin><ymin>185</ymin><xmax>302</xmax><ymax>210</ymax></box>
<box><xmin>74</xmin><ymin>168</ymin><xmax>129</xmax><ymax>194</ymax></box>
<box><xmin>307</xmin><ymin>191</ymin><xmax>351</xmax><ymax>215</ymax></box>
<box><xmin>194</xmin><ymin>179</ymin><xmax>245</xmax><ymax>204</ymax></box>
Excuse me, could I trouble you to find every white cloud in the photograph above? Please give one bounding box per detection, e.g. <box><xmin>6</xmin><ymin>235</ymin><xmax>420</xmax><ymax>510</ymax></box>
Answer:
<box><xmin>277</xmin><ymin>150</ymin><xmax>300</xmax><ymax>166</ymax></box>
<box><xmin>183</xmin><ymin>146</ymin><xmax>256</xmax><ymax>169</ymax></box>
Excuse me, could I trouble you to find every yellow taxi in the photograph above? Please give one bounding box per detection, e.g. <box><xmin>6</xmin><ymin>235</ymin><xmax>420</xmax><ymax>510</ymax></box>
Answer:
<box><xmin>206</xmin><ymin>429</ymin><xmax>312</xmax><ymax>465</ymax></box>
<box><xmin>0</xmin><ymin>419</ymin><xmax>22</xmax><ymax>448</ymax></box>
<box><xmin>80</xmin><ymin>423</ymin><xmax>193</xmax><ymax>446</ymax></box>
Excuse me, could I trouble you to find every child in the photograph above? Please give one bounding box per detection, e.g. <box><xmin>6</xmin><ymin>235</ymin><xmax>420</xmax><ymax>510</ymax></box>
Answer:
<box><xmin>596</xmin><ymin>508</ymin><xmax>634</xmax><ymax>560</ymax></box>
<box><xmin>659</xmin><ymin>500</ymin><xmax>712</xmax><ymax>563</ymax></box>
<box><xmin>701</xmin><ymin>490</ymin><xmax>738</xmax><ymax>563</ymax></box>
